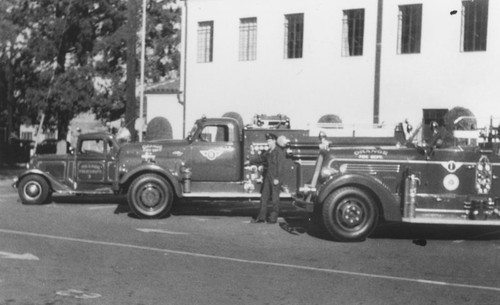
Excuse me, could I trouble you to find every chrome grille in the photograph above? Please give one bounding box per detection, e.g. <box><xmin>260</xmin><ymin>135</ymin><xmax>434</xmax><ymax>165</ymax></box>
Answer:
<box><xmin>339</xmin><ymin>163</ymin><xmax>400</xmax><ymax>174</ymax></box>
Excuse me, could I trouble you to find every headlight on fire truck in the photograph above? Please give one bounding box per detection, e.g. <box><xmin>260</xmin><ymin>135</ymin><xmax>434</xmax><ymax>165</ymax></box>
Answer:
<box><xmin>320</xmin><ymin>167</ymin><xmax>338</xmax><ymax>179</ymax></box>
<box><xmin>320</xmin><ymin>161</ymin><xmax>339</xmax><ymax>179</ymax></box>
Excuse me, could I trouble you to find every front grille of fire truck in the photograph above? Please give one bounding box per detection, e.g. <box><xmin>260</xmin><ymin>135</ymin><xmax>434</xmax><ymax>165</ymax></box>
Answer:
<box><xmin>338</xmin><ymin>164</ymin><xmax>401</xmax><ymax>175</ymax></box>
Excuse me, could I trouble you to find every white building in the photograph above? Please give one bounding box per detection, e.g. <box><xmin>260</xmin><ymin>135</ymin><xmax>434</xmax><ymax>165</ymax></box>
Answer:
<box><xmin>177</xmin><ymin>0</ymin><xmax>499</xmax><ymax>133</ymax></box>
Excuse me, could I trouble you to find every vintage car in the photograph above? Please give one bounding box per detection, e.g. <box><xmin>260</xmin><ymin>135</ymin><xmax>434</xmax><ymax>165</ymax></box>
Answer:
<box><xmin>14</xmin><ymin>132</ymin><xmax>119</xmax><ymax>204</ymax></box>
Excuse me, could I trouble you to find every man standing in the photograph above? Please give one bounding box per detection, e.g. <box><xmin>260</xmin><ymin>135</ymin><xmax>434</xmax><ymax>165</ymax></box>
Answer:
<box><xmin>250</xmin><ymin>133</ymin><xmax>285</xmax><ymax>224</ymax></box>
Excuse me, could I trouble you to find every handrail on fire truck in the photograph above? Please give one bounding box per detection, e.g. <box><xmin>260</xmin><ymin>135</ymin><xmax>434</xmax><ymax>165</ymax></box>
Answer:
<box><xmin>453</xmin><ymin>116</ymin><xmax>500</xmax><ymax>144</ymax></box>
<box><xmin>311</xmin><ymin>122</ymin><xmax>400</xmax><ymax>138</ymax></box>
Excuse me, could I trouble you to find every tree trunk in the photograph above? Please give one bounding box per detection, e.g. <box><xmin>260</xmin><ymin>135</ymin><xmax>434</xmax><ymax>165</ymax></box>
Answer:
<box><xmin>5</xmin><ymin>58</ymin><xmax>14</xmax><ymax>137</ymax></box>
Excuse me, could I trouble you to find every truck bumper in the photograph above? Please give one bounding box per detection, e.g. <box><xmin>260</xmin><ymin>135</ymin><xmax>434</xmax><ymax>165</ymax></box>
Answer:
<box><xmin>292</xmin><ymin>197</ymin><xmax>315</xmax><ymax>213</ymax></box>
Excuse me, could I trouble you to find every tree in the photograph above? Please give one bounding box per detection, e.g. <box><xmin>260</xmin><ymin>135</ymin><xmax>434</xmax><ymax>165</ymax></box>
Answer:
<box><xmin>0</xmin><ymin>0</ymin><xmax>180</xmax><ymax>138</ymax></box>
<box><xmin>0</xmin><ymin>0</ymin><xmax>26</xmax><ymax>137</ymax></box>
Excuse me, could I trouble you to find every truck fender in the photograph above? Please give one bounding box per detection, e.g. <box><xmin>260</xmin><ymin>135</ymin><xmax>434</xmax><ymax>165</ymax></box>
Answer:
<box><xmin>15</xmin><ymin>169</ymin><xmax>72</xmax><ymax>193</ymax></box>
<box><xmin>119</xmin><ymin>164</ymin><xmax>183</xmax><ymax>197</ymax></box>
<box><xmin>318</xmin><ymin>174</ymin><xmax>402</xmax><ymax>222</ymax></box>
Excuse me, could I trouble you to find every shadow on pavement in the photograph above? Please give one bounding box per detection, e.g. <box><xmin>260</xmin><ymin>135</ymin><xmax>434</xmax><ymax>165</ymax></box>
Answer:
<box><xmin>52</xmin><ymin>195</ymin><xmax>127</xmax><ymax>205</ymax></box>
<box><xmin>371</xmin><ymin>222</ymin><xmax>500</xmax><ymax>241</ymax></box>
<box><xmin>275</xmin><ymin>218</ymin><xmax>500</xmax><ymax>243</ymax></box>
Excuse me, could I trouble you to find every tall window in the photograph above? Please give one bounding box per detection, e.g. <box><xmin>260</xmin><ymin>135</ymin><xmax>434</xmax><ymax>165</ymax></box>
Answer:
<box><xmin>239</xmin><ymin>18</ymin><xmax>257</xmax><ymax>61</ymax></box>
<box><xmin>398</xmin><ymin>4</ymin><xmax>422</xmax><ymax>54</ymax></box>
<box><xmin>462</xmin><ymin>0</ymin><xmax>489</xmax><ymax>52</ymax></box>
<box><xmin>284</xmin><ymin>13</ymin><xmax>304</xmax><ymax>59</ymax></box>
<box><xmin>342</xmin><ymin>9</ymin><xmax>365</xmax><ymax>56</ymax></box>
<box><xmin>197</xmin><ymin>21</ymin><xmax>214</xmax><ymax>63</ymax></box>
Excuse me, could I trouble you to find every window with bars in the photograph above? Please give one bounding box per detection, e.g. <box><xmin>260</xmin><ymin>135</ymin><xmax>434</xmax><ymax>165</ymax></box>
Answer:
<box><xmin>197</xmin><ymin>21</ymin><xmax>214</xmax><ymax>63</ymax></box>
<box><xmin>342</xmin><ymin>9</ymin><xmax>365</xmax><ymax>56</ymax></box>
<box><xmin>284</xmin><ymin>13</ymin><xmax>304</xmax><ymax>59</ymax></box>
<box><xmin>398</xmin><ymin>4</ymin><xmax>422</xmax><ymax>54</ymax></box>
<box><xmin>462</xmin><ymin>0</ymin><xmax>488</xmax><ymax>52</ymax></box>
<box><xmin>239</xmin><ymin>18</ymin><xmax>257</xmax><ymax>61</ymax></box>
<box><xmin>21</xmin><ymin>132</ymin><xmax>33</xmax><ymax>140</ymax></box>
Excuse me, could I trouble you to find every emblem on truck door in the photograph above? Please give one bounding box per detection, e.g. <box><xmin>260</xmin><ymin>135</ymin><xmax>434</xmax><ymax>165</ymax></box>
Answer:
<box><xmin>200</xmin><ymin>149</ymin><xmax>224</xmax><ymax>161</ymax></box>
<box><xmin>200</xmin><ymin>147</ymin><xmax>234</xmax><ymax>161</ymax></box>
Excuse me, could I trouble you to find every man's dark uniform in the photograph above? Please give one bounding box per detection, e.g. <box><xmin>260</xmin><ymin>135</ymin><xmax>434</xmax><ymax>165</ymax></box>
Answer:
<box><xmin>251</xmin><ymin>133</ymin><xmax>285</xmax><ymax>223</ymax></box>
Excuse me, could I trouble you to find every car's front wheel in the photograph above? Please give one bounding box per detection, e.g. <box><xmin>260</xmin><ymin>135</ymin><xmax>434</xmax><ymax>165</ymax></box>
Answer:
<box><xmin>127</xmin><ymin>174</ymin><xmax>173</xmax><ymax>219</ymax></box>
<box><xmin>18</xmin><ymin>175</ymin><xmax>51</xmax><ymax>205</ymax></box>
<box><xmin>322</xmin><ymin>187</ymin><xmax>378</xmax><ymax>242</ymax></box>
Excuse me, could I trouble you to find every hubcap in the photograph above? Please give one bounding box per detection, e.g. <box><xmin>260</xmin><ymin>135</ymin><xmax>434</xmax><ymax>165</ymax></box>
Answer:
<box><xmin>338</xmin><ymin>200</ymin><xmax>364</xmax><ymax>228</ymax></box>
<box><xmin>140</xmin><ymin>184</ymin><xmax>162</xmax><ymax>208</ymax></box>
<box><xmin>25</xmin><ymin>182</ymin><xmax>41</xmax><ymax>199</ymax></box>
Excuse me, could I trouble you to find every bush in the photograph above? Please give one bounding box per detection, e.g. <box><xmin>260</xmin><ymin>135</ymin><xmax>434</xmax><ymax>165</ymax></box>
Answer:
<box><xmin>145</xmin><ymin>117</ymin><xmax>173</xmax><ymax>141</ymax></box>
<box><xmin>222</xmin><ymin>112</ymin><xmax>244</xmax><ymax>128</ymax></box>
<box><xmin>318</xmin><ymin>114</ymin><xmax>342</xmax><ymax>124</ymax></box>
<box><xmin>444</xmin><ymin>107</ymin><xmax>476</xmax><ymax>131</ymax></box>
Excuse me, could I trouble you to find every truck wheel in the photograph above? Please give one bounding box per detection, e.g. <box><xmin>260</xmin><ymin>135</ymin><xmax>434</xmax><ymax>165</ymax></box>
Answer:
<box><xmin>18</xmin><ymin>175</ymin><xmax>51</xmax><ymax>205</ymax></box>
<box><xmin>322</xmin><ymin>187</ymin><xmax>378</xmax><ymax>242</ymax></box>
<box><xmin>127</xmin><ymin>174</ymin><xmax>173</xmax><ymax>219</ymax></box>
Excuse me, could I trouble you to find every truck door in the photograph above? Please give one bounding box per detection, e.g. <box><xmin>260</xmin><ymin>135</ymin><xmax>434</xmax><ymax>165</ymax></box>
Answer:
<box><xmin>189</xmin><ymin>123</ymin><xmax>241</xmax><ymax>182</ymax></box>
<box><xmin>75</xmin><ymin>137</ymin><xmax>115</xmax><ymax>191</ymax></box>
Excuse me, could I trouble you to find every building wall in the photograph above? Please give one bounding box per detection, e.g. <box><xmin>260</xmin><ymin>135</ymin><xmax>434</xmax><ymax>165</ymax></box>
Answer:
<box><xmin>183</xmin><ymin>0</ymin><xmax>499</xmax><ymax>129</ymax></box>
<box><xmin>380</xmin><ymin>0</ymin><xmax>500</xmax><ymax>127</ymax></box>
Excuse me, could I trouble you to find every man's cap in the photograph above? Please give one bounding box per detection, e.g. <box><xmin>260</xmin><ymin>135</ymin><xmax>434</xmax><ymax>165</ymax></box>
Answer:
<box><xmin>265</xmin><ymin>133</ymin><xmax>277</xmax><ymax>140</ymax></box>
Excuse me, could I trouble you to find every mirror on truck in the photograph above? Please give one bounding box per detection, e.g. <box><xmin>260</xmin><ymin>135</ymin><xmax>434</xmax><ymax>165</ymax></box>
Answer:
<box><xmin>186</xmin><ymin>123</ymin><xmax>199</xmax><ymax>143</ymax></box>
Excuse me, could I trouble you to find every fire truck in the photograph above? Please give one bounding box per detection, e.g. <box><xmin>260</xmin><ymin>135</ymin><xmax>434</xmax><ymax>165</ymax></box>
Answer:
<box><xmin>13</xmin><ymin>115</ymin><xmax>500</xmax><ymax>241</ymax></box>
<box><xmin>295</xmin><ymin>116</ymin><xmax>500</xmax><ymax>241</ymax></box>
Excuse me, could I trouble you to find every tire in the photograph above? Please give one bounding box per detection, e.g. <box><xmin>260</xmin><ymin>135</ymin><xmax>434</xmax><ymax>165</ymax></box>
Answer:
<box><xmin>127</xmin><ymin>174</ymin><xmax>173</xmax><ymax>219</ymax></box>
<box><xmin>322</xmin><ymin>187</ymin><xmax>378</xmax><ymax>242</ymax></box>
<box><xmin>18</xmin><ymin>175</ymin><xmax>51</xmax><ymax>205</ymax></box>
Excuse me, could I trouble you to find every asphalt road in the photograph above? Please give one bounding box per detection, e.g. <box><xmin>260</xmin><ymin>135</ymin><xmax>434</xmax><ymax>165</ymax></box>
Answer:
<box><xmin>0</xmin><ymin>175</ymin><xmax>499</xmax><ymax>305</ymax></box>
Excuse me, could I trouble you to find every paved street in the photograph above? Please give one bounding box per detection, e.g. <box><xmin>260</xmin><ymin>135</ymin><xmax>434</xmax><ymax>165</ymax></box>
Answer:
<box><xmin>0</xmin><ymin>174</ymin><xmax>499</xmax><ymax>305</ymax></box>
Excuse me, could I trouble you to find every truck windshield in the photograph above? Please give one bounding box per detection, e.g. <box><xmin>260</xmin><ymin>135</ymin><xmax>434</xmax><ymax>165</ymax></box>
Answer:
<box><xmin>187</xmin><ymin>124</ymin><xmax>199</xmax><ymax>140</ymax></box>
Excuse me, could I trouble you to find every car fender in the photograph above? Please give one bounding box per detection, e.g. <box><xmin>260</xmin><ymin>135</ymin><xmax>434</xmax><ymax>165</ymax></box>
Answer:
<box><xmin>119</xmin><ymin>164</ymin><xmax>183</xmax><ymax>197</ymax></box>
<box><xmin>318</xmin><ymin>173</ymin><xmax>402</xmax><ymax>222</ymax></box>
<box><xmin>15</xmin><ymin>169</ymin><xmax>72</xmax><ymax>193</ymax></box>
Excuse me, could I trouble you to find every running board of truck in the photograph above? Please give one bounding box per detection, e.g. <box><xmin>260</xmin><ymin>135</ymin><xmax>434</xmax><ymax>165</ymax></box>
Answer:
<box><xmin>181</xmin><ymin>192</ymin><xmax>293</xmax><ymax>199</ymax></box>
<box><xmin>54</xmin><ymin>188</ymin><xmax>115</xmax><ymax>196</ymax></box>
<box><xmin>402</xmin><ymin>217</ymin><xmax>500</xmax><ymax>225</ymax></box>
